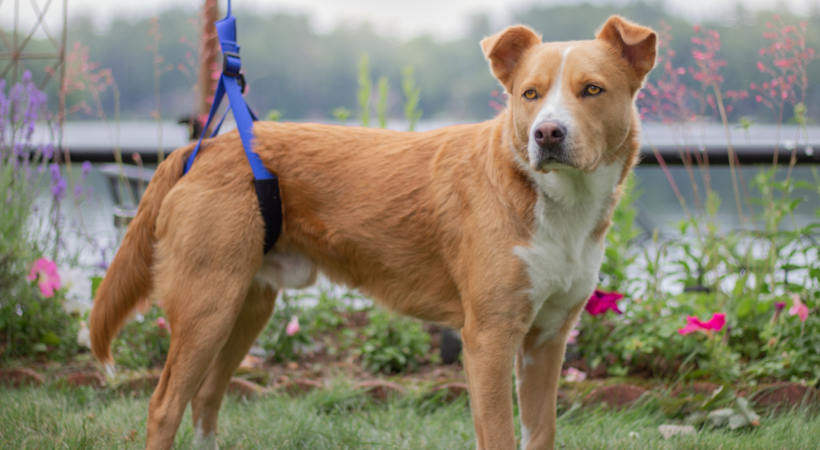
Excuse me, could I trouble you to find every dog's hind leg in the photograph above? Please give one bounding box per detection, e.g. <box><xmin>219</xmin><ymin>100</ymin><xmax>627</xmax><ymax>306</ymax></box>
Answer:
<box><xmin>190</xmin><ymin>281</ymin><xmax>277</xmax><ymax>448</ymax></box>
<box><xmin>144</xmin><ymin>182</ymin><xmax>266</xmax><ymax>450</ymax></box>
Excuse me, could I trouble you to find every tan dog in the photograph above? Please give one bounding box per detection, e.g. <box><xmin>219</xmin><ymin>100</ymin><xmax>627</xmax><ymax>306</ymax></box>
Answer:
<box><xmin>89</xmin><ymin>15</ymin><xmax>656</xmax><ymax>450</ymax></box>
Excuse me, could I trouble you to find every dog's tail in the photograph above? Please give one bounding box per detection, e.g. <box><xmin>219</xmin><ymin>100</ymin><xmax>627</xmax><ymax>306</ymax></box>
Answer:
<box><xmin>89</xmin><ymin>145</ymin><xmax>193</xmax><ymax>366</ymax></box>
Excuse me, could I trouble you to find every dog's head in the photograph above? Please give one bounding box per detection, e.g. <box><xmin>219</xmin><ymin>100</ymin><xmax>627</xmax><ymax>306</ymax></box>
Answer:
<box><xmin>481</xmin><ymin>15</ymin><xmax>657</xmax><ymax>172</ymax></box>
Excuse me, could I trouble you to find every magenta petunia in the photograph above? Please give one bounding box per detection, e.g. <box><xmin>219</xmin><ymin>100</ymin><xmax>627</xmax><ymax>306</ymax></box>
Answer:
<box><xmin>27</xmin><ymin>257</ymin><xmax>61</xmax><ymax>297</ymax></box>
<box><xmin>585</xmin><ymin>289</ymin><xmax>624</xmax><ymax>316</ymax></box>
<box><xmin>678</xmin><ymin>312</ymin><xmax>726</xmax><ymax>335</ymax></box>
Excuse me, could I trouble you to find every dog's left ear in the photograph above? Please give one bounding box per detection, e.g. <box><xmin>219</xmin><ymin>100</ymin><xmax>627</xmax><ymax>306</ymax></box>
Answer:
<box><xmin>481</xmin><ymin>25</ymin><xmax>542</xmax><ymax>92</ymax></box>
<box><xmin>596</xmin><ymin>15</ymin><xmax>657</xmax><ymax>81</ymax></box>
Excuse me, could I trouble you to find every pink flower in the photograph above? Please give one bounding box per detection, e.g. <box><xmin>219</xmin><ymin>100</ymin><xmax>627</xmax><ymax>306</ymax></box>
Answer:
<box><xmin>156</xmin><ymin>317</ymin><xmax>171</xmax><ymax>332</ymax></box>
<box><xmin>286</xmin><ymin>316</ymin><xmax>300</xmax><ymax>336</ymax></box>
<box><xmin>678</xmin><ymin>313</ymin><xmax>726</xmax><ymax>335</ymax></box>
<box><xmin>27</xmin><ymin>257</ymin><xmax>61</xmax><ymax>297</ymax></box>
<box><xmin>563</xmin><ymin>367</ymin><xmax>587</xmax><ymax>382</ymax></box>
<box><xmin>788</xmin><ymin>294</ymin><xmax>808</xmax><ymax>322</ymax></box>
<box><xmin>585</xmin><ymin>289</ymin><xmax>624</xmax><ymax>316</ymax></box>
<box><xmin>566</xmin><ymin>326</ymin><xmax>579</xmax><ymax>345</ymax></box>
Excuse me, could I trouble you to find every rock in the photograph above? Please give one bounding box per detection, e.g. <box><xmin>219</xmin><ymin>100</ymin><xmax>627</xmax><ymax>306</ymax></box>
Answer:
<box><xmin>584</xmin><ymin>384</ymin><xmax>647</xmax><ymax>409</ymax></box>
<box><xmin>227</xmin><ymin>378</ymin><xmax>264</xmax><ymax>399</ymax></box>
<box><xmin>116</xmin><ymin>372</ymin><xmax>161</xmax><ymax>395</ymax></box>
<box><xmin>671</xmin><ymin>382</ymin><xmax>721</xmax><ymax>397</ymax></box>
<box><xmin>278</xmin><ymin>378</ymin><xmax>323</xmax><ymax>396</ymax></box>
<box><xmin>752</xmin><ymin>382</ymin><xmax>818</xmax><ymax>412</ymax></box>
<box><xmin>355</xmin><ymin>380</ymin><xmax>404</xmax><ymax>401</ymax></box>
<box><xmin>429</xmin><ymin>382</ymin><xmax>468</xmax><ymax>402</ymax></box>
<box><xmin>658</xmin><ymin>424</ymin><xmax>696</xmax><ymax>439</ymax></box>
<box><xmin>0</xmin><ymin>367</ymin><xmax>45</xmax><ymax>387</ymax></box>
<box><xmin>65</xmin><ymin>371</ymin><xmax>105</xmax><ymax>388</ymax></box>
<box><xmin>239</xmin><ymin>355</ymin><xmax>263</xmax><ymax>370</ymax></box>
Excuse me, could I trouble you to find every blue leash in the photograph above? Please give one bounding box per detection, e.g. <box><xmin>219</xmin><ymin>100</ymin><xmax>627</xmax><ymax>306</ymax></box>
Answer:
<box><xmin>182</xmin><ymin>0</ymin><xmax>282</xmax><ymax>253</ymax></box>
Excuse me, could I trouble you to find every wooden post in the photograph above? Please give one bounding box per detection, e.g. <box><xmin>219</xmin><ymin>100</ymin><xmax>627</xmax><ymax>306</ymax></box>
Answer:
<box><xmin>196</xmin><ymin>0</ymin><xmax>220</xmax><ymax>138</ymax></box>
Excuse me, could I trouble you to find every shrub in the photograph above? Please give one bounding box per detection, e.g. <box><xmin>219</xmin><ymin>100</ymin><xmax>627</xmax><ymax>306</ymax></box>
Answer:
<box><xmin>111</xmin><ymin>305</ymin><xmax>171</xmax><ymax>369</ymax></box>
<box><xmin>0</xmin><ymin>74</ymin><xmax>82</xmax><ymax>361</ymax></box>
<box><xmin>257</xmin><ymin>292</ymin><xmax>313</xmax><ymax>363</ymax></box>
<box><xmin>357</xmin><ymin>308</ymin><xmax>430</xmax><ymax>374</ymax></box>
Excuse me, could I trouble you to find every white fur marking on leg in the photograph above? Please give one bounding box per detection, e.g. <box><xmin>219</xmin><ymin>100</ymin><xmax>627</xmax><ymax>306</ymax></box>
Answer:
<box><xmin>520</xmin><ymin>423</ymin><xmax>531</xmax><ymax>450</ymax></box>
<box><xmin>194</xmin><ymin>420</ymin><xmax>219</xmax><ymax>450</ymax></box>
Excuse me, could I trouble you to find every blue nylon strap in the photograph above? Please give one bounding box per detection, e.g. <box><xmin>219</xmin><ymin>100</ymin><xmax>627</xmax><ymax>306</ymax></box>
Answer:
<box><xmin>181</xmin><ymin>0</ymin><xmax>281</xmax><ymax>253</ymax></box>
<box><xmin>183</xmin><ymin>0</ymin><xmax>273</xmax><ymax>180</ymax></box>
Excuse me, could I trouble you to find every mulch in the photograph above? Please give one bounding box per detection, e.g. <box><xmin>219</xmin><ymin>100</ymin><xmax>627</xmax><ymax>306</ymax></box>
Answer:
<box><xmin>2</xmin><ymin>363</ymin><xmax>818</xmax><ymax>412</ymax></box>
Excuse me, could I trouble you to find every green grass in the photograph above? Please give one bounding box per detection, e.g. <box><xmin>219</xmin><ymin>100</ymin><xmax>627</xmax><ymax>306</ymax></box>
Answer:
<box><xmin>0</xmin><ymin>384</ymin><xmax>817</xmax><ymax>449</ymax></box>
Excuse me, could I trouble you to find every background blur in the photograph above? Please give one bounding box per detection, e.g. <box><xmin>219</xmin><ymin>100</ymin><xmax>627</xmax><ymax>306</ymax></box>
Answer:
<box><xmin>3</xmin><ymin>0</ymin><xmax>818</xmax><ymax>123</ymax></box>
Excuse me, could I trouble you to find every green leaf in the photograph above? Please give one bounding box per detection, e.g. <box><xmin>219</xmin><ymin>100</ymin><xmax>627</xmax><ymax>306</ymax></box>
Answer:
<box><xmin>41</xmin><ymin>331</ymin><xmax>61</xmax><ymax>346</ymax></box>
<box><xmin>91</xmin><ymin>276</ymin><xmax>103</xmax><ymax>299</ymax></box>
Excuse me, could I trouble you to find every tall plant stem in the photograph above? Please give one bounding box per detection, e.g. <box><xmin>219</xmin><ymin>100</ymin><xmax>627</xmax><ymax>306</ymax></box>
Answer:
<box><xmin>711</xmin><ymin>83</ymin><xmax>745</xmax><ymax>224</ymax></box>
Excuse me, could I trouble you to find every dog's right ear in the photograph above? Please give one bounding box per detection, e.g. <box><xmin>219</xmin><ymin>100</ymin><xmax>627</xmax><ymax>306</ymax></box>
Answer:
<box><xmin>481</xmin><ymin>25</ymin><xmax>541</xmax><ymax>92</ymax></box>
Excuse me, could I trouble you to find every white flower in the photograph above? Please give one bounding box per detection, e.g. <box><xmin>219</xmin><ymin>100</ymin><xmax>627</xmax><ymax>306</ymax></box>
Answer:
<box><xmin>60</xmin><ymin>267</ymin><xmax>93</xmax><ymax>315</ymax></box>
<box><xmin>77</xmin><ymin>321</ymin><xmax>91</xmax><ymax>349</ymax></box>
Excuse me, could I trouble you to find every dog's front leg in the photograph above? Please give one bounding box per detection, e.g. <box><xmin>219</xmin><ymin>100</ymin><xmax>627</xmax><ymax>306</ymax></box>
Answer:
<box><xmin>514</xmin><ymin>303</ymin><xmax>584</xmax><ymax>450</ymax></box>
<box><xmin>462</xmin><ymin>318</ymin><xmax>523</xmax><ymax>450</ymax></box>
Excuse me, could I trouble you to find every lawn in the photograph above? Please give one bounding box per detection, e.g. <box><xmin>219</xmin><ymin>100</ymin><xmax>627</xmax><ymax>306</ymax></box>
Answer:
<box><xmin>1</xmin><ymin>384</ymin><xmax>818</xmax><ymax>449</ymax></box>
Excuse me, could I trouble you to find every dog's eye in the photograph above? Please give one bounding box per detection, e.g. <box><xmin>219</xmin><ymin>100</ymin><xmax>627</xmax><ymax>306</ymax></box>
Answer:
<box><xmin>522</xmin><ymin>89</ymin><xmax>539</xmax><ymax>100</ymax></box>
<box><xmin>583</xmin><ymin>84</ymin><xmax>603</xmax><ymax>97</ymax></box>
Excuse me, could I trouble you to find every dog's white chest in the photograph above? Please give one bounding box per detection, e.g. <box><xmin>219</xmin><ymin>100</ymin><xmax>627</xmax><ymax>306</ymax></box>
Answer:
<box><xmin>514</xmin><ymin>165</ymin><xmax>620</xmax><ymax>343</ymax></box>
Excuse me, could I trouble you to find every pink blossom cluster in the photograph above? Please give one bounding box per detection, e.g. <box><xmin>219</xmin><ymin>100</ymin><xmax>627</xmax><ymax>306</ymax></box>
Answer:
<box><xmin>751</xmin><ymin>16</ymin><xmax>815</xmax><ymax>113</ymax></box>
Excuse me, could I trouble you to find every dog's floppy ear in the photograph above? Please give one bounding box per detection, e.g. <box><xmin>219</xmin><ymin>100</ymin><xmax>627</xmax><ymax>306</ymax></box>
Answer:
<box><xmin>596</xmin><ymin>15</ymin><xmax>657</xmax><ymax>81</ymax></box>
<box><xmin>481</xmin><ymin>25</ymin><xmax>541</xmax><ymax>92</ymax></box>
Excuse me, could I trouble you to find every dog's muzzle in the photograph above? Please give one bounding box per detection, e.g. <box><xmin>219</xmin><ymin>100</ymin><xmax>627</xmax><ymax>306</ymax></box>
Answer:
<box><xmin>531</xmin><ymin>120</ymin><xmax>571</xmax><ymax>169</ymax></box>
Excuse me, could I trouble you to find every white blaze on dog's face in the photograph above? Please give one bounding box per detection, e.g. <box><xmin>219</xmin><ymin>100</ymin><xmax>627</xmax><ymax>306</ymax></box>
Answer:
<box><xmin>481</xmin><ymin>16</ymin><xmax>657</xmax><ymax>172</ymax></box>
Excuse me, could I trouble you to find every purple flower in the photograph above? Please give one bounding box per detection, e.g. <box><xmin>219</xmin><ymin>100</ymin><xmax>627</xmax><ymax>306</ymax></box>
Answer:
<box><xmin>49</xmin><ymin>163</ymin><xmax>67</xmax><ymax>200</ymax></box>
<box><xmin>81</xmin><ymin>160</ymin><xmax>92</xmax><ymax>177</ymax></box>
<box><xmin>774</xmin><ymin>301</ymin><xmax>786</xmax><ymax>312</ymax></box>
<box><xmin>42</xmin><ymin>143</ymin><xmax>55</xmax><ymax>160</ymax></box>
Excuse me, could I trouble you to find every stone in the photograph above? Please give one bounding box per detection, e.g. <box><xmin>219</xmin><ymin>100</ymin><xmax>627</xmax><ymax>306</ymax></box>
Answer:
<box><xmin>658</xmin><ymin>424</ymin><xmax>696</xmax><ymax>439</ymax></box>
<box><xmin>355</xmin><ymin>380</ymin><xmax>404</xmax><ymax>401</ymax></box>
<box><xmin>227</xmin><ymin>377</ymin><xmax>264</xmax><ymax>399</ymax></box>
<box><xmin>583</xmin><ymin>384</ymin><xmax>647</xmax><ymax>409</ymax></box>
<box><xmin>751</xmin><ymin>382</ymin><xmax>818</xmax><ymax>412</ymax></box>
<box><xmin>0</xmin><ymin>367</ymin><xmax>45</xmax><ymax>387</ymax></box>
<box><xmin>65</xmin><ymin>371</ymin><xmax>105</xmax><ymax>388</ymax></box>
<box><xmin>278</xmin><ymin>378</ymin><xmax>323</xmax><ymax>396</ymax></box>
<box><xmin>429</xmin><ymin>382</ymin><xmax>468</xmax><ymax>402</ymax></box>
<box><xmin>116</xmin><ymin>372</ymin><xmax>161</xmax><ymax>395</ymax></box>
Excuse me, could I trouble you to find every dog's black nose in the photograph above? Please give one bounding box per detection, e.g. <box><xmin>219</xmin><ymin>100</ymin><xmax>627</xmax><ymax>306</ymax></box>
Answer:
<box><xmin>533</xmin><ymin>121</ymin><xmax>567</xmax><ymax>150</ymax></box>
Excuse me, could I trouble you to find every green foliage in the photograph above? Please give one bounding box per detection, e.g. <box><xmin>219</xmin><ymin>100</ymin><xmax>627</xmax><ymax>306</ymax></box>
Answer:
<box><xmin>331</xmin><ymin>106</ymin><xmax>351</xmax><ymax>122</ymax></box>
<box><xmin>401</xmin><ymin>66</ymin><xmax>423</xmax><ymax>131</ymax></box>
<box><xmin>356</xmin><ymin>308</ymin><xmax>430</xmax><ymax>374</ymax></box>
<box><xmin>112</xmin><ymin>305</ymin><xmax>170</xmax><ymax>369</ymax></box>
<box><xmin>376</xmin><ymin>76</ymin><xmax>389</xmax><ymax>129</ymax></box>
<box><xmin>257</xmin><ymin>293</ymin><xmax>312</xmax><ymax>363</ymax></box>
<box><xmin>578</xmin><ymin>167</ymin><xmax>819</xmax><ymax>383</ymax></box>
<box><xmin>0</xmin><ymin>88</ymin><xmax>81</xmax><ymax>362</ymax></box>
<box><xmin>266</xmin><ymin>109</ymin><xmax>282</xmax><ymax>121</ymax></box>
